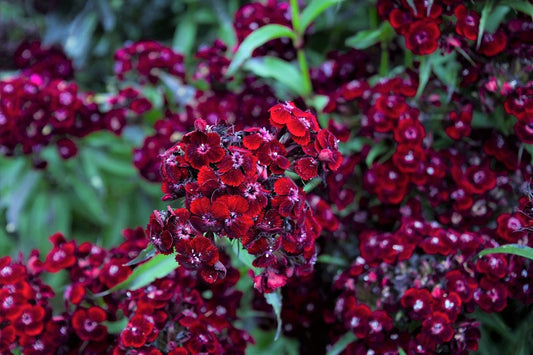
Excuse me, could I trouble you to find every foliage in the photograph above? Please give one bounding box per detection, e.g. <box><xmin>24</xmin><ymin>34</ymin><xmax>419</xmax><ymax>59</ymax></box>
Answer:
<box><xmin>0</xmin><ymin>0</ymin><xmax>532</xmax><ymax>354</ymax></box>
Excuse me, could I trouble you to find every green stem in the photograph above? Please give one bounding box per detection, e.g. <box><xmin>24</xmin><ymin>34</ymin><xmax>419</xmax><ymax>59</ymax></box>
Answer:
<box><xmin>289</xmin><ymin>0</ymin><xmax>312</xmax><ymax>98</ymax></box>
<box><xmin>379</xmin><ymin>42</ymin><xmax>389</xmax><ymax>77</ymax></box>
<box><xmin>297</xmin><ymin>49</ymin><xmax>312</xmax><ymax>97</ymax></box>
<box><xmin>289</xmin><ymin>0</ymin><xmax>300</xmax><ymax>33</ymax></box>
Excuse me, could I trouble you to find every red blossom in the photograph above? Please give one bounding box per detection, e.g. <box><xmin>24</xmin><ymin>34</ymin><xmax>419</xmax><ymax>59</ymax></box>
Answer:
<box><xmin>218</xmin><ymin>147</ymin><xmax>258</xmax><ymax>186</ymax></box>
<box><xmin>405</xmin><ymin>20</ymin><xmax>441</xmax><ymax>55</ymax></box>
<box><xmin>72</xmin><ymin>306</ymin><xmax>108</xmax><ymax>341</ymax></box>
<box><xmin>271</xmin><ymin>177</ymin><xmax>305</xmax><ymax>218</ymax></box>
<box><xmin>120</xmin><ymin>315</ymin><xmax>156</xmax><ymax>348</ymax></box>
<box><xmin>13</xmin><ymin>305</ymin><xmax>45</xmax><ymax>336</ymax></box>
<box><xmin>454</xmin><ymin>5</ymin><xmax>480</xmax><ymax>41</ymax></box>
<box><xmin>183</xmin><ymin>131</ymin><xmax>225</xmax><ymax>169</ymax></box>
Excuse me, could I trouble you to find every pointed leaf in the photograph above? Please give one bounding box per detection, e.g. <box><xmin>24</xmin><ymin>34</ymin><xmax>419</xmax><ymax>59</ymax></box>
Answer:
<box><xmin>478</xmin><ymin>244</ymin><xmax>533</xmax><ymax>260</ymax></box>
<box><xmin>124</xmin><ymin>244</ymin><xmax>156</xmax><ymax>266</ymax></box>
<box><xmin>326</xmin><ymin>332</ymin><xmax>357</xmax><ymax>355</ymax></box>
<box><xmin>96</xmin><ymin>253</ymin><xmax>179</xmax><ymax>296</ymax></box>
<box><xmin>227</xmin><ymin>24</ymin><xmax>296</xmax><ymax>76</ymax></box>
<box><xmin>264</xmin><ymin>289</ymin><xmax>283</xmax><ymax>341</ymax></box>
<box><xmin>243</xmin><ymin>56</ymin><xmax>308</xmax><ymax>97</ymax></box>
<box><xmin>477</xmin><ymin>0</ymin><xmax>494</xmax><ymax>49</ymax></box>
<box><xmin>298</xmin><ymin>0</ymin><xmax>343</xmax><ymax>33</ymax></box>
<box><xmin>346</xmin><ymin>22</ymin><xmax>394</xmax><ymax>49</ymax></box>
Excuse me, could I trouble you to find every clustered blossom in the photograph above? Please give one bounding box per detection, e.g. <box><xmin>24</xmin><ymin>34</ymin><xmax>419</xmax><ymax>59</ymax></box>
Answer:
<box><xmin>133</xmin><ymin>40</ymin><xmax>278</xmax><ymax>182</ymax></box>
<box><xmin>148</xmin><ymin>102</ymin><xmax>342</xmax><ymax>292</ymax></box>
<box><xmin>114</xmin><ymin>41</ymin><xmax>186</xmax><ymax>84</ymax></box>
<box><xmin>0</xmin><ymin>228</ymin><xmax>251</xmax><ymax>354</ymax></box>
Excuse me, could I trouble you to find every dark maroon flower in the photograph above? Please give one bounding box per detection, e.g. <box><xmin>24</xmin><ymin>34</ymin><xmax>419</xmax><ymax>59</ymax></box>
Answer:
<box><xmin>56</xmin><ymin>137</ymin><xmax>78</xmax><ymax>159</ymax></box>
<box><xmin>454</xmin><ymin>5</ymin><xmax>480</xmax><ymax>41</ymax></box>
<box><xmin>271</xmin><ymin>177</ymin><xmax>305</xmax><ymax>218</ymax></box>
<box><xmin>405</xmin><ymin>20</ymin><xmax>441</xmax><ymax>55</ymax></box>
<box><xmin>189</xmin><ymin>197</ymin><xmax>223</xmax><ymax>233</ymax></box>
<box><xmin>217</xmin><ymin>147</ymin><xmax>258</xmax><ymax>186</ymax></box>
<box><xmin>44</xmin><ymin>235</ymin><xmax>76</xmax><ymax>273</ymax></box>
<box><xmin>269</xmin><ymin>102</ymin><xmax>319</xmax><ymax>145</ymax></box>
<box><xmin>419</xmin><ymin>312</ymin><xmax>454</xmax><ymax>345</ymax></box>
<box><xmin>478</xmin><ymin>31</ymin><xmax>507</xmax><ymax>56</ymax></box>
<box><xmin>212</xmin><ymin>195</ymin><xmax>253</xmax><ymax>239</ymax></box>
<box><xmin>120</xmin><ymin>315</ymin><xmax>155</xmax><ymax>348</ymax></box>
<box><xmin>183</xmin><ymin>131</ymin><xmax>225</xmax><ymax>170</ymax></box>
<box><xmin>175</xmin><ymin>236</ymin><xmax>219</xmax><ymax>269</ymax></box>
<box><xmin>99</xmin><ymin>258</ymin><xmax>132</xmax><ymax>289</ymax></box>
<box><xmin>72</xmin><ymin>306</ymin><xmax>108</xmax><ymax>341</ymax></box>
<box><xmin>0</xmin><ymin>257</ymin><xmax>26</xmax><ymax>285</ymax></box>
<box><xmin>401</xmin><ymin>288</ymin><xmax>434</xmax><ymax>321</ymax></box>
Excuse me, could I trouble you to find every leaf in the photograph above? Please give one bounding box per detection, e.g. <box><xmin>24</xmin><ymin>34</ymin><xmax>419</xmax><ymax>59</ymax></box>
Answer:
<box><xmin>340</xmin><ymin>137</ymin><xmax>372</xmax><ymax>154</ymax></box>
<box><xmin>104</xmin><ymin>317</ymin><xmax>128</xmax><ymax>334</ymax></box>
<box><xmin>326</xmin><ymin>332</ymin><xmax>357</xmax><ymax>355</ymax></box>
<box><xmin>124</xmin><ymin>244</ymin><xmax>156</xmax><ymax>266</ymax></box>
<box><xmin>415</xmin><ymin>55</ymin><xmax>432</xmax><ymax>100</ymax></box>
<box><xmin>303</xmin><ymin>177</ymin><xmax>322</xmax><ymax>193</ymax></box>
<box><xmin>264</xmin><ymin>289</ymin><xmax>283</xmax><ymax>341</ymax></box>
<box><xmin>244</xmin><ymin>56</ymin><xmax>308</xmax><ymax>97</ymax></box>
<box><xmin>172</xmin><ymin>14</ymin><xmax>197</xmax><ymax>55</ymax></box>
<box><xmin>365</xmin><ymin>140</ymin><xmax>391</xmax><ymax>167</ymax></box>
<box><xmin>95</xmin><ymin>0</ymin><xmax>116</xmax><ymax>31</ymax></box>
<box><xmin>298</xmin><ymin>0</ymin><xmax>343</xmax><ymax>34</ymax></box>
<box><xmin>96</xmin><ymin>253</ymin><xmax>179</xmax><ymax>296</ymax></box>
<box><xmin>317</xmin><ymin>254</ymin><xmax>348</xmax><ymax>267</ymax></box>
<box><xmin>227</xmin><ymin>24</ymin><xmax>296</xmax><ymax>76</ymax></box>
<box><xmin>478</xmin><ymin>244</ymin><xmax>533</xmax><ymax>260</ymax></box>
<box><xmin>345</xmin><ymin>22</ymin><xmax>394</xmax><ymax>49</ymax></box>
<box><xmin>398</xmin><ymin>348</ymin><xmax>407</xmax><ymax>355</ymax></box>
<box><xmin>503</xmin><ymin>0</ymin><xmax>533</xmax><ymax>19</ymax></box>
<box><xmin>156</xmin><ymin>71</ymin><xmax>196</xmax><ymax>106</ymax></box>
<box><xmin>69</xmin><ymin>176</ymin><xmax>108</xmax><ymax>225</ymax></box>
<box><xmin>485</xmin><ymin>5</ymin><xmax>511</xmax><ymax>33</ymax></box>
<box><xmin>477</xmin><ymin>0</ymin><xmax>494</xmax><ymax>49</ymax></box>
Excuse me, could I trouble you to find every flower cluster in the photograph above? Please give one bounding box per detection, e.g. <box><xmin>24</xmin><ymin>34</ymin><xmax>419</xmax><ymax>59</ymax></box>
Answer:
<box><xmin>0</xmin><ymin>228</ymin><xmax>251</xmax><ymax>354</ymax></box>
<box><xmin>114</xmin><ymin>41</ymin><xmax>186</xmax><ymax>84</ymax></box>
<box><xmin>147</xmin><ymin>101</ymin><xmax>342</xmax><ymax>292</ymax></box>
<box><xmin>132</xmin><ymin>40</ymin><xmax>278</xmax><ymax>182</ymax></box>
<box><xmin>378</xmin><ymin>0</ymin><xmax>507</xmax><ymax>56</ymax></box>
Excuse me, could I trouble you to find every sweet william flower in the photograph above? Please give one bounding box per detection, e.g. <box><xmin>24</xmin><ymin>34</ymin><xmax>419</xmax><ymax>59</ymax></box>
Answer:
<box><xmin>72</xmin><ymin>306</ymin><xmax>108</xmax><ymax>341</ymax></box>
<box><xmin>405</xmin><ymin>20</ymin><xmax>441</xmax><ymax>55</ymax></box>
<box><xmin>120</xmin><ymin>315</ymin><xmax>155</xmax><ymax>348</ymax></box>
<box><xmin>183</xmin><ymin>131</ymin><xmax>225</xmax><ymax>170</ymax></box>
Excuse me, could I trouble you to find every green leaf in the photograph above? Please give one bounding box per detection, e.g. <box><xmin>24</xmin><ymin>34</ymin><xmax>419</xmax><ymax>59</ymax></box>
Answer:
<box><xmin>244</xmin><ymin>56</ymin><xmax>308</xmax><ymax>97</ymax></box>
<box><xmin>172</xmin><ymin>14</ymin><xmax>197</xmax><ymax>55</ymax></box>
<box><xmin>227</xmin><ymin>24</ymin><xmax>296</xmax><ymax>76</ymax></box>
<box><xmin>298</xmin><ymin>0</ymin><xmax>343</xmax><ymax>34</ymax></box>
<box><xmin>326</xmin><ymin>332</ymin><xmax>357</xmax><ymax>355</ymax></box>
<box><xmin>398</xmin><ymin>348</ymin><xmax>407</xmax><ymax>355</ymax></box>
<box><xmin>477</xmin><ymin>0</ymin><xmax>494</xmax><ymax>49</ymax></box>
<box><xmin>415</xmin><ymin>55</ymin><xmax>432</xmax><ymax>100</ymax></box>
<box><xmin>264</xmin><ymin>289</ymin><xmax>283</xmax><ymax>341</ymax></box>
<box><xmin>340</xmin><ymin>137</ymin><xmax>372</xmax><ymax>154</ymax></box>
<box><xmin>503</xmin><ymin>0</ymin><xmax>533</xmax><ymax>19</ymax></box>
<box><xmin>317</xmin><ymin>254</ymin><xmax>348</xmax><ymax>267</ymax></box>
<box><xmin>345</xmin><ymin>22</ymin><xmax>394</xmax><ymax>49</ymax></box>
<box><xmin>365</xmin><ymin>140</ymin><xmax>391</xmax><ymax>167</ymax></box>
<box><xmin>478</xmin><ymin>244</ymin><xmax>533</xmax><ymax>260</ymax></box>
<box><xmin>97</xmin><ymin>253</ymin><xmax>179</xmax><ymax>296</ymax></box>
<box><xmin>303</xmin><ymin>177</ymin><xmax>322</xmax><ymax>193</ymax></box>
<box><xmin>69</xmin><ymin>174</ymin><xmax>108</xmax><ymax>225</ymax></box>
<box><xmin>124</xmin><ymin>244</ymin><xmax>156</xmax><ymax>266</ymax></box>
<box><xmin>485</xmin><ymin>6</ymin><xmax>510</xmax><ymax>33</ymax></box>
<box><xmin>104</xmin><ymin>317</ymin><xmax>128</xmax><ymax>334</ymax></box>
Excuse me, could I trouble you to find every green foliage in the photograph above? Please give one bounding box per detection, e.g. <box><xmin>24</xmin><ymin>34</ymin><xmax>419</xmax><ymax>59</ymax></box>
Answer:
<box><xmin>478</xmin><ymin>244</ymin><xmax>533</xmax><ymax>260</ymax></box>
<box><xmin>227</xmin><ymin>24</ymin><xmax>296</xmax><ymax>76</ymax></box>
<box><xmin>326</xmin><ymin>332</ymin><xmax>357</xmax><ymax>355</ymax></box>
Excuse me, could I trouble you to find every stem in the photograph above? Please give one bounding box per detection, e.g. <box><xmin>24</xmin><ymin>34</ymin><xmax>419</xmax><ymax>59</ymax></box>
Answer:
<box><xmin>289</xmin><ymin>0</ymin><xmax>312</xmax><ymax>98</ymax></box>
<box><xmin>289</xmin><ymin>0</ymin><xmax>300</xmax><ymax>33</ymax></box>
<box><xmin>379</xmin><ymin>42</ymin><xmax>389</xmax><ymax>77</ymax></box>
<box><xmin>297</xmin><ymin>49</ymin><xmax>312</xmax><ymax>97</ymax></box>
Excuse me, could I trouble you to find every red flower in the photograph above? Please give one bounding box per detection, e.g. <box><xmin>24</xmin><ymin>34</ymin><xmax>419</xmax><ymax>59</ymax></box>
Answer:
<box><xmin>256</xmin><ymin>140</ymin><xmax>290</xmax><ymax>174</ymax></box>
<box><xmin>419</xmin><ymin>312</ymin><xmax>454</xmax><ymax>345</ymax></box>
<box><xmin>393</xmin><ymin>144</ymin><xmax>425</xmax><ymax>173</ymax></box>
<box><xmin>478</xmin><ymin>31</ymin><xmax>507</xmax><ymax>57</ymax></box>
<box><xmin>269</xmin><ymin>102</ymin><xmax>319</xmax><ymax>145</ymax></box>
<box><xmin>44</xmin><ymin>238</ymin><xmax>76</xmax><ymax>273</ymax></box>
<box><xmin>237</xmin><ymin>179</ymin><xmax>269</xmax><ymax>216</ymax></box>
<box><xmin>13</xmin><ymin>304</ymin><xmax>45</xmax><ymax>336</ymax></box>
<box><xmin>271</xmin><ymin>177</ymin><xmax>305</xmax><ymax>218</ymax></box>
<box><xmin>0</xmin><ymin>288</ymin><xmax>25</xmax><ymax>319</ymax></box>
<box><xmin>295</xmin><ymin>157</ymin><xmax>318</xmax><ymax>180</ymax></box>
<box><xmin>72</xmin><ymin>306</ymin><xmax>108</xmax><ymax>341</ymax></box>
<box><xmin>401</xmin><ymin>288</ymin><xmax>434</xmax><ymax>321</ymax></box>
<box><xmin>121</xmin><ymin>315</ymin><xmax>155</xmax><ymax>348</ymax></box>
<box><xmin>99</xmin><ymin>258</ymin><xmax>132</xmax><ymax>289</ymax></box>
<box><xmin>175</xmin><ymin>236</ymin><xmax>219</xmax><ymax>269</ymax></box>
<box><xmin>183</xmin><ymin>131</ymin><xmax>225</xmax><ymax>169</ymax></box>
<box><xmin>217</xmin><ymin>147</ymin><xmax>258</xmax><ymax>186</ymax></box>
<box><xmin>346</xmin><ymin>302</ymin><xmax>372</xmax><ymax>338</ymax></box>
<box><xmin>394</xmin><ymin>116</ymin><xmax>425</xmax><ymax>145</ymax></box>
<box><xmin>454</xmin><ymin>5</ymin><xmax>480</xmax><ymax>41</ymax></box>
<box><xmin>0</xmin><ymin>325</ymin><xmax>15</xmax><ymax>352</ymax></box>
<box><xmin>189</xmin><ymin>197</ymin><xmax>223</xmax><ymax>233</ymax></box>
<box><xmin>405</xmin><ymin>20</ymin><xmax>441</xmax><ymax>55</ymax></box>
<box><xmin>0</xmin><ymin>256</ymin><xmax>26</xmax><ymax>285</ymax></box>
<box><xmin>212</xmin><ymin>195</ymin><xmax>253</xmax><ymax>239</ymax></box>
<box><xmin>315</xmin><ymin>129</ymin><xmax>343</xmax><ymax>171</ymax></box>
